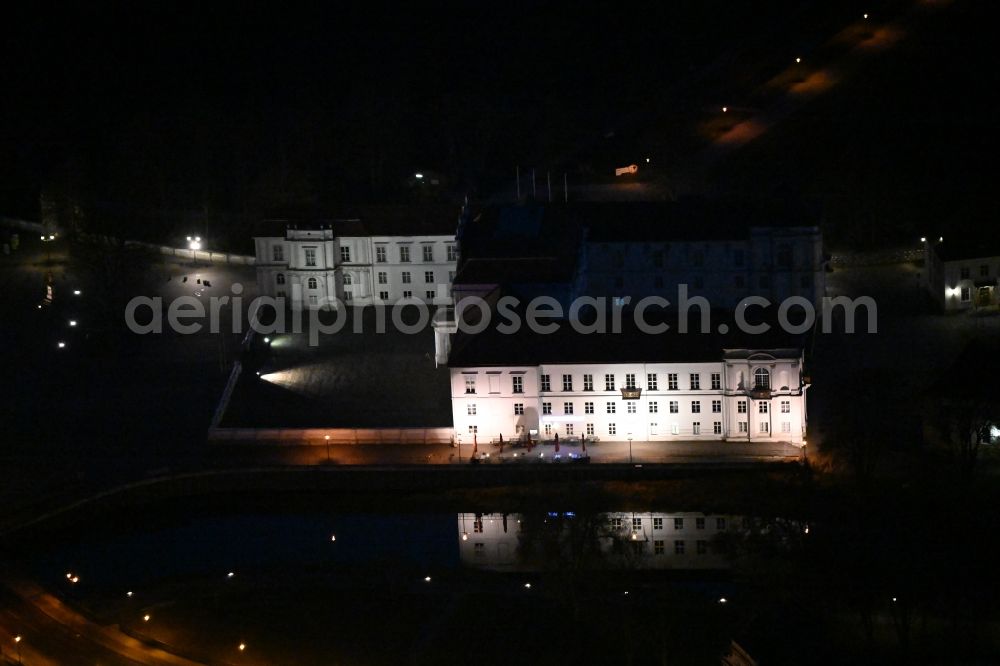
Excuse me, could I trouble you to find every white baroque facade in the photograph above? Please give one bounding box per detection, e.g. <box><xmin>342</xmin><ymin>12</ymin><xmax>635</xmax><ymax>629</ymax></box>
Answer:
<box><xmin>254</xmin><ymin>222</ymin><xmax>459</xmax><ymax>310</ymax></box>
<box><xmin>450</xmin><ymin>349</ymin><xmax>808</xmax><ymax>445</ymax></box>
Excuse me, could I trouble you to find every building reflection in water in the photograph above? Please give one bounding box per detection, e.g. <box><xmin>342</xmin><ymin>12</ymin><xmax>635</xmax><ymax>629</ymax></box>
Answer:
<box><xmin>457</xmin><ymin>512</ymin><xmax>761</xmax><ymax>571</ymax></box>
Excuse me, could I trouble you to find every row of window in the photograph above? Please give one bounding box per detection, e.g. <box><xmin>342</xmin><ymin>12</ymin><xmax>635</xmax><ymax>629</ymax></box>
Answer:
<box><xmin>502</xmin><ymin>399</ymin><xmax>791</xmax><ymax>415</ymax></box>
<box><xmin>606</xmin><ymin>274</ymin><xmax>814</xmax><ymax>291</ymax></box>
<box><xmin>271</xmin><ymin>244</ymin><xmax>458</xmax><ymax>265</ymax></box>
<box><xmin>378</xmin><ymin>270</ymin><xmax>450</xmax><ymax>285</ymax></box>
<box><xmin>467</xmin><ymin>370</ymin><xmax>775</xmax><ymax>394</ymax></box>
<box><xmin>468</xmin><ymin>420</ymin><xmax>793</xmax><ymax>437</ymax></box>
<box><xmin>470</xmin><ymin>539</ymin><xmax>713</xmax><ymax>556</ymax></box>
<box><xmin>603</xmin><ymin>244</ymin><xmax>802</xmax><ymax>270</ymax></box>
<box><xmin>614</xmin><ymin>516</ymin><xmax>726</xmax><ymax>531</ymax></box>
<box><xmin>959</xmin><ymin>265</ymin><xmax>993</xmax><ymax>280</ymax></box>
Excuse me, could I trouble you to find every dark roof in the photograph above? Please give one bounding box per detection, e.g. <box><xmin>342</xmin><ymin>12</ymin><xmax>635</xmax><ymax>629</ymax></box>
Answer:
<box><xmin>448</xmin><ymin>309</ymin><xmax>806</xmax><ymax>367</ymax></box>
<box><xmin>581</xmin><ymin>199</ymin><xmax>818</xmax><ymax>242</ymax></box>
<box><xmin>454</xmin><ymin>257</ymin><xmax>576</xmax><ymax>286</ymax></box>
<box><xmin>461</xmin><ymin>198</ymin><xmax>818</xmax><ymax>248</ymax></box>
<box><xmin>933</xmin><ymin>237</ymin><xmax>1000</xmax><ymax>263</ymax></box>
<box><xmin>259</xmin><ymin>204</ymin><xmax>460</xmax><ymax>238</ymax></box>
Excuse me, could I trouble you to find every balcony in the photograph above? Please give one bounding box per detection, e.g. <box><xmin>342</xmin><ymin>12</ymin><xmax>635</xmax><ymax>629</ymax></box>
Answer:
<box><xmin>749</xmin><ymin>385</ymin><xmax>771</xmax><ymax>400</ymax></box>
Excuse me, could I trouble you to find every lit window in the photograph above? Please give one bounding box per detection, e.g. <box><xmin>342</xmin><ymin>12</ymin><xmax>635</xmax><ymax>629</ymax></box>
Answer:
<box><xmin>754</xmin><ymin>368</ymin><xmax>770</xmax><ymax>389</ymax></box>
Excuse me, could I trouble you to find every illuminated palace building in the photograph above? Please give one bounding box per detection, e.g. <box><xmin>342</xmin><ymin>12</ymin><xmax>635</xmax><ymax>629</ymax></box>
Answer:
<box><xmin>448</xmin><ymin>320</ymin><xmax>810</xmax><ymax>446</ymax></box>
<box><xmin>253</xmin><ymin>205</ymin><xmax>460</xmax><ymax>310</ymax></box>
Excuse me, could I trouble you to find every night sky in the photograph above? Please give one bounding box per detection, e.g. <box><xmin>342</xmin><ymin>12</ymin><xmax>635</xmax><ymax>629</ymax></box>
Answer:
<box><xmin>2</xmin><ymin>1</ymin><xmax>997</xmax><ymax>249</ymax></box>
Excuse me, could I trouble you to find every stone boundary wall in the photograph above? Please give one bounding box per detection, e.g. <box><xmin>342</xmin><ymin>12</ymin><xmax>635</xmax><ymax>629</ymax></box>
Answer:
<box><xmin>829</xmin><ymin>248</ymin><xmax>924</xmax><ymax>267</ymax></box>
<box><xmin>207</xmin><ymin>427</ymin><xmax>455</xmax><ymax>445</ymax></box>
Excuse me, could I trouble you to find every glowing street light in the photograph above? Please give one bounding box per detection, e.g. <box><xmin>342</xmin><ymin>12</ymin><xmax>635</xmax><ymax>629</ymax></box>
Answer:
<box><xmin>722</xmin><ymin>106</ymin><xmax>728</xmax><ymax>113</ymax></box>
<box><xmin>187</xmin><ymin>236</ymin><xmax>203</xmax><ymax>251</ymax></box>
<box><xmin>127</xmin><ymin>591</ymin><xmax>134</xmax><ymax>597</ymax></box>
<box><xmin>415</xmin><ymin>173</ymin><xmax>424</xmax><ymax>180</ymax></box>
<box><xmin>73</xmin><ymin>290</ymin><xmax>81</xmax><ymax>296</ymax></box>
<box><xmin>424</xmin><ymin>576</ymin><xmax>432</xmax><ymax>582</ymax></box>
<box><xmin>719</xmin><ymin>597</ymin><xmax>728</xmax><ymax>604</ymax></box>
<box><xmin>863</xmin><ymin>13</ymin><xmax>869</xmax><ymax>19</ymax></box>
<box><xmin>330</xmin><ymin>534</ymin><xmax>337</xmax><ymax>542</ymax></box>
<box><xmin>143</xmin><ymin>614</ymin><xmax>151</xmax><ymax>622</ymax></box>
<box><xmin>920</xmin><ymin>237</ymin><xmax>927</xmax><ymax>242</ymax></box>
<box><xmin>239</xmin><ymin>643</ymin><xmax>246</xmax><ymax>652</ymax></box>
<box><xmin>69</xmin><ymin>320</ymin><xmax>77</xmax><ymax>327</ymax></box>
<box><xmin>795</xmin><ymin>57</ymin><xmax>802</xmax><ymax>63</ymax></box>
<box><xmin>57</xmin><ymin>342</ymin><xmax>66</xmax><ymax>349</ymax></box>
<box><xmin>227</xmin><ymin>571</ymin><xmax>235</xmax><ymax>579</ymax></box>
<box><xmin>524</xmin><ymin>583</ymin><xmax>532</xmax><ymax>589</ymax></box>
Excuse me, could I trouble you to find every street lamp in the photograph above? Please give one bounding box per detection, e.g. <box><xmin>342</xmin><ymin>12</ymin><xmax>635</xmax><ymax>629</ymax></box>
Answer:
<box><xmin>187</xmin><ymin>236</ymin><xmax>202</xmax><ymax>251</ymax></box>
<box><xmin>628</xmin><ymin>433</ymin><xmax>633</xmax><ymax>464</ymax></box>
<box><xmin>324</xmin><ymin>435</ymin><xmax>331</xmax><ymax>463</ymax></box>
<box><xmin>14</xmin><ymin>635</ymin><xmax>22</xmax><ymax>664</ymax></box>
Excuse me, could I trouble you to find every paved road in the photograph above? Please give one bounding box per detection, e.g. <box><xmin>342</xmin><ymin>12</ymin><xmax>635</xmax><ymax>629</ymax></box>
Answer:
<box><xmin>208</xmin><ymin>438</ymin><xmax>803</xmax><ymax>467</ymax></box>
<box><xmin>0</xmin><ymin>576</ymin><xmax>202</xmax><ymax>666</ymax></box>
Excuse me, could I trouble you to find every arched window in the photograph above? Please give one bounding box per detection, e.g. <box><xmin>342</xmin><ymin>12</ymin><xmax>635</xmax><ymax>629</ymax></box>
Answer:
<box><xmin>307</xmin><ymin>277</ymin><xmax>318</xmax><ymax>289</ymax></box>
<box><xmin>276</xmin><ymin>273</ymin><xmax>286</xmax><ymax>285</ymax></box>
<box><xmin>754</xmin><ymin>367</ymin><xmax>770</xmax><ymax>389</ymax></box>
